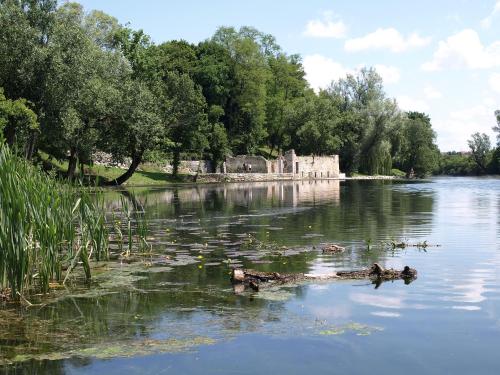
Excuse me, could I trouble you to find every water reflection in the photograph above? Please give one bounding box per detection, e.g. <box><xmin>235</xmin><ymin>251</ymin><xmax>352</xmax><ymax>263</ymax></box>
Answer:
<box><xmin>3</xmin><ymin>178</ymin><xmax>500</xmax><ymax>375</ymax></box>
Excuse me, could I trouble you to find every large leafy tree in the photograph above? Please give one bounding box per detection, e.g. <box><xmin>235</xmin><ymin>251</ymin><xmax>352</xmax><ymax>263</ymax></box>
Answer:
<box><xmin>101</xmin><ymin>80</ymin><xmax>162</xmax><ymax>185</ymax></box>
<box><xmin>325</xmin><ymin>67</ymin><xmax>396</xmax><ymax>174</ymax></box>
<box><xmin>397</xmin><ymin>112</ymin><xmax>439</xmax><ymax>177</ymax></box>
<box><xmin>294</xmin><ymin>92</ymin><xmax>342</xmax><ymax>155</ymax></box>
<box><xmin>265</xmin><ymin>54</ymin><xmax>307</xmax><ymax>154</ymax></box>
<box><xmin>212</xmin><ymin>27</ymin><xmax>269</xmax><ymax>154</ymax></box>
<box><xmin>41</xmin><ymin>3</ymin><xmax>127</xmax><ymax>179</ymax></box>
<box><xmin>0</xmin><ymin>0</ymin><xmax>57</xmax><ymax>157</ymax></box>
<box><xmin>161</xmin><ymin>72</ymin><xmax>209</xmax><ymax>176</ymax></box>
<box><xmin>468</xmin><ymin>132</ymin><xmax>491</xmax><ymax>173</ymax></box>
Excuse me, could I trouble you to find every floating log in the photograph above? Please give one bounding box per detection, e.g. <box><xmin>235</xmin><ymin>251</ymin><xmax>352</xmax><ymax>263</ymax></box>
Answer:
<box><xmin>321</xmin><ymin>244</ymin><xmax>346</xmax><ymax>254</ymax></box>
<box><xmin>231</xmin><ymin>263</ymin><xmax>417</xmax><ymax>292</ymax></box>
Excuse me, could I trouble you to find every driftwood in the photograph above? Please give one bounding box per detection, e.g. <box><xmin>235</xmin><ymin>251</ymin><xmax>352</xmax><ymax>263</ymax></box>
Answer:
<box><xmin>231</xmin><ymin>263</ymin><xmax>417</xmax><ymax>292</ymax></box>
<box><xmin>321</xmin><ymin>244</ymin><xmax>346</xmax><ymax>254</ymax></box>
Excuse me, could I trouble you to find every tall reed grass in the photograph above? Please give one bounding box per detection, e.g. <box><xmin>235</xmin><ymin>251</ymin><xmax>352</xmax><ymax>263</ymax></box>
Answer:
<box><xmin>0</xmin><ymin>146</ymin><xmax>109</xmax><ymax>299</ymax></box>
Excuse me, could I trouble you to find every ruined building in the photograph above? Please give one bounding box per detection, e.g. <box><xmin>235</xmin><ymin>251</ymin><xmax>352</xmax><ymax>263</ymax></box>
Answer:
<box><xmin>224</xmin><ymin>150</ymin><xmax>340</xmax><ymax>179</ymax></box>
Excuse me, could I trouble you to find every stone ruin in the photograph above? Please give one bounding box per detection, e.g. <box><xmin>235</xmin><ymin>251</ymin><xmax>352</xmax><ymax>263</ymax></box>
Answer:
<box><xmin>224</xmin><ymin>149</ymin><xmax>340</xmax><ymax>179</ymax></box>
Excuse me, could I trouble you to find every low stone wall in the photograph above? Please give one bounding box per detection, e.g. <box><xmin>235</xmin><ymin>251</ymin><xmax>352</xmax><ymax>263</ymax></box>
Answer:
<box><xmin>225</xmin><ymin>155</ymin><xmax>269</xmax><ymax>173</ymax></box>
<box><xmin>162</xmin><ymin>160</ymin><xmax>213</xmax><ymax>175</ymax></box>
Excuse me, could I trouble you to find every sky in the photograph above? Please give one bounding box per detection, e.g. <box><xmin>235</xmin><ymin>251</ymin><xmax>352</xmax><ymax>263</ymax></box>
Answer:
<box><xmin>75</xmin><ymin>0</ymin><xmax>500</xmax><ymax>151</ymax></box>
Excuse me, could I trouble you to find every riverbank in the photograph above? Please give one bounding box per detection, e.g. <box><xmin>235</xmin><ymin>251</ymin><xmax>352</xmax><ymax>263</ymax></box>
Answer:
<box><xmin>195</xmin><ymin>173</ymin><xmax>398</xmax><ymax>184</ymax></box>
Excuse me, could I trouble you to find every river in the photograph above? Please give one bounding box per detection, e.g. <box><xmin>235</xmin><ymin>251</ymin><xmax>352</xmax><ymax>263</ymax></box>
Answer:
<box><xmin>1</xmin><ymin>177</ymin><xmax>500</xmax><ymax>374</ymax></box>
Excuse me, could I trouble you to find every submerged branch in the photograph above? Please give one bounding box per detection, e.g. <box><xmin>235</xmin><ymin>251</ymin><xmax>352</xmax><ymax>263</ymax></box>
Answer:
<box><xmin>231</xmin><ymin>263</ymin><xmax>417</xmax><ymax>292</ymax></box>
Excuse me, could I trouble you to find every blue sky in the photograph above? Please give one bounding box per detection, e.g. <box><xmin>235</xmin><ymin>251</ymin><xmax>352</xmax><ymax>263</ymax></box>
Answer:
<box><xmin>76</xmin><ymin>0</ymin><xmax>500</xmax><ymax>151</ymax></box>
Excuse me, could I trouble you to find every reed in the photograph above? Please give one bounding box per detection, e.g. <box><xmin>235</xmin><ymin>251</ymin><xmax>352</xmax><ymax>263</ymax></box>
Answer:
<box><xmin>0</xmin><ymin>146</ymin><xmax>109</xmax><ymax>299</ymax></box>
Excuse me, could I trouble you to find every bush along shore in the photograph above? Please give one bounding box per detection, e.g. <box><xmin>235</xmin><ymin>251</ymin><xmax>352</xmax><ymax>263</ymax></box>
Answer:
<box><xmin>0</xmin><ymin>146</ymin><xmax>151</xmax><ymax>301</ymax></box>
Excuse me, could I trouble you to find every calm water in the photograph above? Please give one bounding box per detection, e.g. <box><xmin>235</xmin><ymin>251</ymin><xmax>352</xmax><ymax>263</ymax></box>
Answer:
<box><xmin>2</xmin><ymin>178</ymin><xmax>500</xmax><ymax>374</ymax></box>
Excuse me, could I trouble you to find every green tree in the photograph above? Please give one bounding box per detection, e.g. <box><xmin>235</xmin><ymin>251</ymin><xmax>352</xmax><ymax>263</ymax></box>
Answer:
<box><xmin>295</xmin><ymin>92</ymin><xmax>341</xmax><ymax>155</ymax></box>
<box><xmin>265</xmin><ymin>54</ymin><xmax>307</xmax><ymax>154</ymax></box>
<box><xmin>326</xmin><ymin>67</ymin><xmax>396</xmax><ymax>175</ymax></box>
<box><xmin>212</xmin><ymin>27</ymin><xmax>269</xmax><ymax>154</ymax></box>
<box><xmin>398</xmin><ymin>112</ymin><xmax>439</xmax><ymax>177</ymax></box>
<box><xmin>468</xmin><ymin>132</ymin><xmax>491</xmax><ymax>173</ymax></box>
<box><xmin>161</xmin><ymin>72</ymin><xmax>209</xmax><ymax>176</ymax></box>
<box><xmin>493</xmin><ymin>109</ymin><xmax>500</xmax><ymax>146</ymax></box>
<box><xmin>41</xmin><ymin>3</ymin><xmax>127</xmax><ymax>179</ymax></box>
<box><xmin>0</xmin><ymin>0</ymin><xmax>57</xmax><ymax>158</ymax></box>
<box><xmin>101</xmin><ymin>80</ymin><xmax>162</xmax><ymax>185</ymax></box>
<box><xmin>0</xmin><ymin>88</ymin><xmax>38</xmax><ymax>150</ymax></box>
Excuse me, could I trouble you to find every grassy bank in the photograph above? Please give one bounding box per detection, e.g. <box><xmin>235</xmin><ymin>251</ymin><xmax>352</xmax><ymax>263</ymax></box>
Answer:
<box><xmin>38</xmin><ymin>151</ymin><xmax>195</xmax><ymax>186</ymax></box>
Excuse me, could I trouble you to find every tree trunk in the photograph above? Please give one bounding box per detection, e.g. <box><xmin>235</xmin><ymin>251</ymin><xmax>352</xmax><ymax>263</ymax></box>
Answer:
<box><xmin>25</xmin><ymin>132</ymin><xmax>38</xmax><ymax>160</ymax></box>
<box><xmin>105</xmin><ymin>150</ymin><xmax>143</xmax><ymax>186</ymax></box>
<box><xmin>4</xmin><ymin>125</ymin><xmax>15</xmax><ymax>147</ymax></box>
<box><xmin>67</xmin><ymin>148</ymin><xmax>78</xmax><ymax>181</ymax></box>
<box><xmin>172</xmin><ymin>148</ymin><xmax>180</xmax><ymax>177</ymax></box>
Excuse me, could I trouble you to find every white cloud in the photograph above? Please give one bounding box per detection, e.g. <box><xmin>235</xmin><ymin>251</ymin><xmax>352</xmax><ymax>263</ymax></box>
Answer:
<box><xmin>489</xmin><ymin>73</ymin><xmax>500</xmax><ymax>93</ymax></box>
<box><xmin>303</xmin><ymin>11</ymin><xmax>347</xmax><ymax>38</ymax></box>
<box><xmin>422</xmin><ymin>29</ymin><xmax>500</xmax><ymax>71</ymax></box>
<box><xmin>344</xmin><ymin>28</ymin><xmax>431</xmax><ymax>53</ymax></box>
<box><xmin>481</xmin><ymin>0</ymin><xmax>500</xmax><ymax>29</ymax></box>
<box><xmin>397</xmin><ymin>95</ymin><xmax>430</xmax><ymax>112</ymax></box>
<box><xmin>434</xmin><ymin>98</ymin><xmax>499</xmax><ymax>151</ymax></box>
<box><xmin>373</xmin><ymin>64</ymin><xmax>400</xmax><ymax>84</ymax></box>
<box><xmin>303</xmin><ymin>54</ymin><xmax>351</xmax><ymax>91</ymax></box>
<box><xmin>424</xmin><ymin>85</ymin><xmax>443</xmax><ymax>99</ymax></box>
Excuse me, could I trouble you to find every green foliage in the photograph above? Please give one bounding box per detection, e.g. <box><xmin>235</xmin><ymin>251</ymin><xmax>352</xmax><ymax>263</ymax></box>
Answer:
<box><xmin>0</xmin><ymin>0</ymin><xmax>445</xmax><ymax>183</ymax></box>
<box><xmin>209</xmin><ymin>122</ymin><xmax>230</xmax><ymax>168</ymax></box>
<box><xmin>0</xmin><ymin>145</ymin><xmax>108</xmax><ymax>298</ymax></box>
<box><xmin>438</xmin><ymin>152</ymin><xmax>477</xmax><ymax>176</ymax></box>
<box><xmin>295</xmin><ymin>92</ymin><xmax>342</xmax><ymax>155</ymax></box>
<box><xmin>391</xmin><ymin>168</ymin><xmax>406</xmax><ymax>177</ymax></box>
<box><xmin>395</xmin><ymin>112</ymin><xmax>440</xmax><ymax>177</ymax></box>
<box><xmin>0</xmin><ymin>88</ymin><xmax>38</xmax><ymax>148</ymax></box>
<box><xmin>493</xmin><ymin>109</ymin><xmax>500</xmax><ymax>146</ymax></box>
<box><xmin>468</xmin><ymin>132</ymin><xmax>491</xmax><ymax>172</ymax></box>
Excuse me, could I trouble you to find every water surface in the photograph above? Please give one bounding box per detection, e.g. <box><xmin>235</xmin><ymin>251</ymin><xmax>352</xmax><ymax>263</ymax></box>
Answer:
<box><xmin>2</xmin><ymin>178</ymin><xmax>500</xmax><ymax>374</ymax></box>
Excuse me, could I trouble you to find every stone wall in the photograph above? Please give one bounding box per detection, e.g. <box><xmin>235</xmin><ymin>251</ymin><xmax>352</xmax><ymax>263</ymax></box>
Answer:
<box><xmin>295</xmin><ymin>155</ymin><xmax>339</xmax><ymax>178</ymax></box>
<box><xmin>281</xmin><ymin>150</ymin><xmax>339</xmax><ymax>178</ymax></box>
<box><xmin>162</xmin><ymin>160</ymin><xmax>213</xmax><ymax>174</ymax></box>
<box><xmin>225</xmin><ymin>155</ymin><xmax>269</xmax><ymax>173</ymax></box>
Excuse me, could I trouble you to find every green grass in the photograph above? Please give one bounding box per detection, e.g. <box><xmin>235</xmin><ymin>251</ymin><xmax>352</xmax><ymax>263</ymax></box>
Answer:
<box><xmin>391</xmin><ymin>168</ymin><xmax>407</xmax><ymax>177</ymax></box>
<box><xmin>38</xmin><ymin>151</ymin><xmax>195</xmax><ymax>186</ymax></box>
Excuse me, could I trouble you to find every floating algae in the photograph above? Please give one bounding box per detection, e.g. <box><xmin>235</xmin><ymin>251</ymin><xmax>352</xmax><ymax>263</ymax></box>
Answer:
<box><xmin>4</xmin><ymin>337</ymin><xmax>216</xmax><ymax>365</ymax></box>
<box><xmin>74</xmin><ymin>336</ymin><xmax>216</xmax><ymax>359</ymax></box>
<box><xmin>319</xmin><ymin>322</ymin><xmax>384</xmax><ymax>336</ymax></box>
<box><xmin>252</xmin><ymin>287</ymin><xmax>296</xmax><ymax>302</ymax></box>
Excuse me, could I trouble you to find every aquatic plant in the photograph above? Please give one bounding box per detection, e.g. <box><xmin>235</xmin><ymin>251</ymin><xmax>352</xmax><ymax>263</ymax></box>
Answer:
<box><xmin>0</xmin><ymin>146</ymin><xmax>109</xmax><ymax>299</ymax></box>
<box><xmin>116</xmin><ymin>194</ymin><xmax>151</xmax><ymax>255</ymax></box>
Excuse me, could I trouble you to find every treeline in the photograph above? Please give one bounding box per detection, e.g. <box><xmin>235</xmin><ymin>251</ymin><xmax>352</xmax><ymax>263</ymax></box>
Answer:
<box><xmin>1</xmin><ymin>0</ymin><xmax>441</xmax><ymax>183</ymax></box>
<box><xmin>438</xmin><ymin>114</ymin><xmax>500</xmax><ymax>176</ymax></box>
